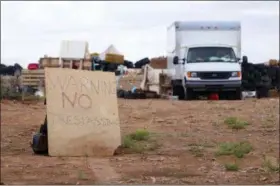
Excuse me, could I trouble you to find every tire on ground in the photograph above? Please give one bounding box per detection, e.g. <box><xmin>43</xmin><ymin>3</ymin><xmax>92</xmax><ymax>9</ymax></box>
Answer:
<box><xmin>124</xmin><ymin>60</ymin><xmax>134</xmax><ymax>68</ymax></box>
<box><xmin>185</xmin><ymin>88</ymin><xmax>195</xmax><ymax>100</ymax></box>
<box><xmin>173</xmin><ymin>85</ymin><xmax>185</xmax><ymax>100</ymax></box>
<box><xmin>256</xmin><ymin>86</ymin><xmax>269</xmax><ymax>99</ymax></box>
<box><xmin>234</xmin><ymin>88</ymin><xmax>242</xmax><ymax>100</ymax></box>
<box><xmin>134</xmin><ymin>58</ymin><xmax>150</xmax><ymax>68</ymax></box>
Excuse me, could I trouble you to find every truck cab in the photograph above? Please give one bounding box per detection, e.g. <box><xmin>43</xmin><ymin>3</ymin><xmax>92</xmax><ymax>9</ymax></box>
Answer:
<box><xmin>167</xmin><ymin>21</ymin><xmax>246</xmax><ymax>100</ymax></box>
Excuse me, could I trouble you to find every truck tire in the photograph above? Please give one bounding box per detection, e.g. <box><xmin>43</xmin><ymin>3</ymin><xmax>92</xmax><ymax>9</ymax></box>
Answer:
<box><xmin>256</xmin><ymin>86</ymin><xmax>269</xmax><ymax>99</ymax></box>
<box><xmin>185</xmin><ymin>88</ymin><xmax>195</xmax><ymax>100</ymax></box>
<box><xmin>234</xmin><ymin>88</ymin><xmax>242</xmax><ymax>100</ymax></box>
<box><xmin>173</xmin><ymin>85</ymin><xmax>185</xmax><ymax>100</ymax></box>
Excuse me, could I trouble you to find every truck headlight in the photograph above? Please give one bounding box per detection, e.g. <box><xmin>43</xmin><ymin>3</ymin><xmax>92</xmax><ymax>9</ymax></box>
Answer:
<box><xmin>231</xmin><ymin>71</ymin><xmax>241</xmax><ymax>77</ymax></box>
<box><xmin>187</xmin><ymin>72</ymin><xmax>198</xmax><ymax>78</ymax></box>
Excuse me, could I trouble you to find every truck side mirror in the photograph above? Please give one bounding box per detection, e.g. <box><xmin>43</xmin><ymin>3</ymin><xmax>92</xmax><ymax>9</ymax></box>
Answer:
<box><xmin>242</xmin><ymin>56</ymin><xmax>248</xmax><ymax>63</ymax></box>
<box><xmin>173</xmin><ymin>56</ymin><xmax>179</xmax><ymax>65</ymax></box>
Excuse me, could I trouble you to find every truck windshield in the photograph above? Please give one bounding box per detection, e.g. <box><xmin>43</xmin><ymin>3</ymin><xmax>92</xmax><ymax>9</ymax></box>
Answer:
<box><xmin>186</xmin><ymin>47</ymin><xmax>237</xmax><ymax>63</ymax></box>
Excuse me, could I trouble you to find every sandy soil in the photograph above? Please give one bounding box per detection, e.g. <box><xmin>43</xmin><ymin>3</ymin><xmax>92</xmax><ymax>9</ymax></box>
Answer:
<box><xmin>1</xmin><ymin>98</ymin><xmax>279</xmax><ymax>184</ymax></box>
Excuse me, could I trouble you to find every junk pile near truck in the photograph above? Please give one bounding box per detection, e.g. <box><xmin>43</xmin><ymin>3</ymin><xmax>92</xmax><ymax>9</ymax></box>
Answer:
<box><xmin>241</xmin><ymin>60</ymin><xmax>280</xmax><ymax>98</ymax></box>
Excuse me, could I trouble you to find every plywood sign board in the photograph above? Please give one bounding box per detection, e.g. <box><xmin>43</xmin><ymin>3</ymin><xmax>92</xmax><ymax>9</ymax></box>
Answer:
<box><xmin>45</xmin><ymin>68</ymin><xmax>121</xmax><ymax>157</ymax></box>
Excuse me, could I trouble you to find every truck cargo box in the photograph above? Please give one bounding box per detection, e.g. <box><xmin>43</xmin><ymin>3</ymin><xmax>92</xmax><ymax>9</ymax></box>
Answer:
<box><xmin>167</xmin><ymin>21</ymin><xmax>241</xmax><ymax>69</ymax></box>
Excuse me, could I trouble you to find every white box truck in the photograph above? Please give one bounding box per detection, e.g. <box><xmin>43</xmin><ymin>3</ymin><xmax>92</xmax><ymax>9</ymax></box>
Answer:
<box><xmin>167</xmin><ymin>21</ymin><xmax>247</xmax><ymax>100</ymax></box>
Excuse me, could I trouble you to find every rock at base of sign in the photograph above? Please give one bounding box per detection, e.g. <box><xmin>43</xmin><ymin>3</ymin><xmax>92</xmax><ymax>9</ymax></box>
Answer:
<box><xmin>31</xmin><ymin>132</ymin><xmax>48</xmax><ymax>155</ymax></box>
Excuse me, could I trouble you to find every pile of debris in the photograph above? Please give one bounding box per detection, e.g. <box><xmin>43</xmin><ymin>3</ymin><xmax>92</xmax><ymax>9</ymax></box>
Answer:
<box><xmin>134</xmin><ymin>58</ymin><xmax>150</xmax><ymax>69</ymax></box>
<box><xmin>0</xmin><ymin>63</ymin><xmax>22</xmax><ymax>76</ymax></box>
<box><xmin>133</xmin><ymin>56</ymin><xmax>168</xmax><ymax>69</ymax></box>
<box><xmin>149</xmin><ymin>57</ymin><xmax>167</xmax><ymax>69</ymax></box>
<box><xmin>116</xmin><ymin>89</ymin><xmax>158</xmax><ymax>99</ymax></box>
<box><xmin>242</xmin><ymin>61</ymin><xmax>280</xmax><ymax>98</ymax></box>
<box><xmin>117</xmin><ymin>89</ymin><xmax>146</xmax><ymax>99</ymax></box>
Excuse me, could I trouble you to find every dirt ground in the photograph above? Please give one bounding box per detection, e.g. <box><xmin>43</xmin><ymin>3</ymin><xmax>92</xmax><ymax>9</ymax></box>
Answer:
<box><xmin>1</xmin><ymin>98</ymin><xmax>279</xmax><ymax>184</ymax></box>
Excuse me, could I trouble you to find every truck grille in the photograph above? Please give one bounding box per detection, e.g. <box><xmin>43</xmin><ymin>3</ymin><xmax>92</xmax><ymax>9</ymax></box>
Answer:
<box><xmin>198</xmin><ymin>72</ymin><xmax>231</xmax><ymax>79</ymax></box>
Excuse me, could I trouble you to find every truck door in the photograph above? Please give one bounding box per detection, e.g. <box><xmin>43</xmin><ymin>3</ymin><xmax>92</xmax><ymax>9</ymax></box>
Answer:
<box><xmin>174</xmin><ymin>48</ymin><xmax>186</xmax><ymax>80</ymax></box>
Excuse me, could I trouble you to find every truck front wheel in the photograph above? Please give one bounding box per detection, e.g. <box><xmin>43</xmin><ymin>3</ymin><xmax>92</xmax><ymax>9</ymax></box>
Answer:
<box><xmin>234</xmin><ymin>88</ymin><xmax>242</xmax><ymax>100</ymax></box>
<box><xmin>173</xmin><ymin>85</ymin><xmax>185</xmax><ymax>100</ymax></box>
<box><xmin>185</xmin><ymin>88</ymin><xmax>195</xmax><ymax>100</ymax></box>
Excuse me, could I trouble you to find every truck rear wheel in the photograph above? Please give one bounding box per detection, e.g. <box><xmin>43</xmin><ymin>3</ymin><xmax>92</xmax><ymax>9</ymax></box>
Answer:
<box><xmin>173</xmin><ymin>85</ymin><xmax>185</xmax><ymax>100</ymax></box>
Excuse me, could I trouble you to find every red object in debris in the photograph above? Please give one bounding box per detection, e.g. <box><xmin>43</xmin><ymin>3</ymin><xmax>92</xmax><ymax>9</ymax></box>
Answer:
<box><xmin>209</xmin><ymin>93</ymin><xmax>219</xmax><ymax>100</ymax></box>
<box><xmin>72</xmin><ymin>63</ymin><xmax>79</xmax><ymax>69</ymax></box>
<box><xmin>27</xmin><ymin>63</ymin><xmax>39</xmax><ymax>70</ymax></box>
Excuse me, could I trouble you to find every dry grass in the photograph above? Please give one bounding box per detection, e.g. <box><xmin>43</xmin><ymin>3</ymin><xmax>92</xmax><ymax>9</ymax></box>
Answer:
<box><xmin>224</xmin><ymin>163</ymin><xmax>239</xmax><ymax>171</ymax></box>
<box><xmin>1</xmin><ymin>98</ymin><xmax>279</xmax><ymax>184</ymax></box>
<box><xmin>224</xmin><ymin>117</ymin><xmax>249</xmax><ymax>129</ymax></box>
<box><xmin>216</xmin><ymin>141</ymin><xmax>253</xmax><ymax>158</ymax></box>
<box><xmin>121</xmin><ymin>129</ymin><xmax>159</xmax><ymax>153</ymax></box>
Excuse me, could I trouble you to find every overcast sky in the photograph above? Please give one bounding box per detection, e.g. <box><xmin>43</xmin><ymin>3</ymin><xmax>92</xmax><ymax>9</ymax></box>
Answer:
<box><xmin>1</xmin><ymin>1</ymin><xmax>279</xmax><ymax>67</ymax></box>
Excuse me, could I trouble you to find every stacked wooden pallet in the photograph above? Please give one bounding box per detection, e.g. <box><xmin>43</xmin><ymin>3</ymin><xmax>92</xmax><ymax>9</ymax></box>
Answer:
<box><xmin>39</xmin><ymin>57</ymin><xmax>92</xmax><ymax>70</ymax></box>
<box><xmin>22</xmin><ymin>56</ymin><xmax>93</xmax><ymax>89</ymax></box>
<box><xmin>21</xmin><ymin>69</ymin><xmax>45</xmax><ymax>88</ymax></box>
<box><xmin>39</xmin><ymin>57</ymin><xmax>60</xmax><ymax>68</ymax></box>
<box><xmin>60</xmin><ymin>59</ymin><xmax>92</xmax><ymax>70</ymax></box>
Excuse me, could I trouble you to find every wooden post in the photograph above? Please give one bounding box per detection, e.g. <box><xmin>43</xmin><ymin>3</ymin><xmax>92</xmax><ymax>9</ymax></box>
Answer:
<box><xmin>70</xmin><ymin>60</ymin><xmax>73</xmax><ymax>69</ymax></box>
<box><xmin>47</xmin><ymin>57</ymin><xmax>51</xmax><ymax>68</ymax></box>
<box><xmin>21</xmin><ymin>90</ymin><xmax>25</xmax><ymax>102</ymax></box>
<box><xmin>79</xmin><ymin>59</ymin><xmax>83</xmax><ymax>70</ymax></box>
<box><xmin>59</xmin><ymin>57</ymin><xmax>63</xmax><ymax>68</ymax></box>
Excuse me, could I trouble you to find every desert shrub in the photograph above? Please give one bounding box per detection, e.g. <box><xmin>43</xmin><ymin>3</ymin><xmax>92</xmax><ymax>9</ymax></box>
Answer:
<box><xmin>216</xmin><ymin>141</ymin><xmax>252</xmax><ymax>158</ymax></box>
<box><xmin>224</xmin><ymin>117</ymin><xmax>248</xmax><ymax>129</ymax></box>
<box><xmin>121</xmin><ymin>129</ymin><xmax>159</xmax><ymax>153</ymax></box>
<box><xmin>224</xmin><ymin>163</ymin><xmax>239</xmax><ymax>171</ymax></box>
